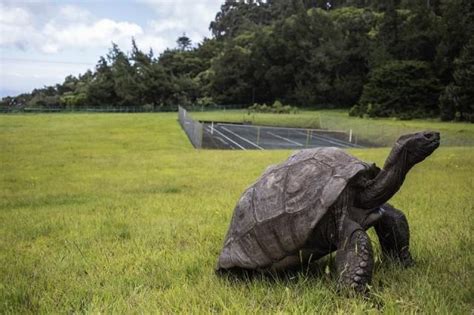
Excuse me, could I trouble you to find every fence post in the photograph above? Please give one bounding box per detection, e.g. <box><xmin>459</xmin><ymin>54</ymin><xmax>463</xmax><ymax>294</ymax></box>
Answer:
<box><xmin>349</xmin><ymin>129</ymin><xmax>353</xmax><ymax>143</ymax></box>
<box><xmin>305</xmin><ymin>129</ymin><xmax>310</xmax><ymax>148</ymax></box>
<box><xmin>198</xmin><ymin>122</ymin><xmax>203</xmax><ymax>149</ymax></box>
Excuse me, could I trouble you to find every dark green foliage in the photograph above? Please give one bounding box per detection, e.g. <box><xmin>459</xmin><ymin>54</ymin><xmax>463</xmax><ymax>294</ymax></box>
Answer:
<box><xmin>439</xmin><ymin>38</ymin><xmax>474</xmax><ymax>122</ymax></box>
<box><xmin>209</xmin><ymin>39</ymin><xmax>255</xmax><ymax>104</ymax></box>
<box><xmin>87</xmin><ymin>56</ymin><xmax>117</xmax><ymax>107</ymax></box>
<box><xmin>210</xmin><ymin>0</ymin><xmax>272</xmax><ymax>39</ymax></box>
<box><xmin>434</xmin><ymin>0</ymin><xmax>474</xmax><ymax>84</ymax></box>
<box><xmin>26</xmin><ymin>87</ymin><xmax>61</xmax><ymax>109</ymax></box>
<box><xmin>354</xmin><ymin>60</ymin><xmax>441</xmax><ymax>118</ymax></box>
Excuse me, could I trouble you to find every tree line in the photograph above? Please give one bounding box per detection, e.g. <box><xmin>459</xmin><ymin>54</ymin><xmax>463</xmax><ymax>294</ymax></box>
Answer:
<box><xmin>1</xmin><ymin>0</ymin><xmax>473</xmax><ymax>121</ymax></box>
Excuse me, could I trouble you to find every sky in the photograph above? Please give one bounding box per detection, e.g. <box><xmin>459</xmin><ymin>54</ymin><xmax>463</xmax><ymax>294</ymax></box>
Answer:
<box><xmin>0</xmin><ymin>0</ymin><xmax>223</xmax><ymax>97</ymax></box>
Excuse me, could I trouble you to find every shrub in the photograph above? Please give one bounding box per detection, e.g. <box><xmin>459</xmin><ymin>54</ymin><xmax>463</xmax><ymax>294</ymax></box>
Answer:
<box><xmin>196</xmin><ymin>96</ymin><xmax>216</xmax><ymax>107</ymax></box>
<box><xmin>248</xmin><ymin>101</ymin><xmax>298</xmax><ymax>114</ymax></box>
<box><xmin>349</xmin><ymin>104</ymin><xmax>363</xmax><ymax>117</ymax></box>
<box><xmin>142</xmin><ymin>104</ymin><xmax>154</xmax><ymax>112</ymax></box>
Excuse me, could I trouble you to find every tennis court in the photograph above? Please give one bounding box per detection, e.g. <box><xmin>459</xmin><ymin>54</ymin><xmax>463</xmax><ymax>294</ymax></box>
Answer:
<box><xmin>178</xmin><ymin>106</ymin><xmax>362</xmax><ymax>150</ymax></box>
<box><xmin>202</xmin><ymin>122</ymin><xmax>361</xmax><ymax>150</ymax></box>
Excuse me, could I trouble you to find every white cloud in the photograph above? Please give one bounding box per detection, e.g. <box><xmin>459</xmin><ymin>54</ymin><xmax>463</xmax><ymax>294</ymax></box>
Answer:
<box><xmin>148</xmin><ymin>19</ymin><xmax>185</xmax><ymax>33</ymax></box>
<box><xmin>41</xmin><ymin>19</ymin><xmax>144</xmax><ymax>53</ymax></box>
<box><xmin>0</xmin><ymin>4</ymin><xmax>31</xmax><ymax>25</ymax></box>
<box><xmin>0</xmin><ymin>1</ymin><xmax>222</xmax><ymax>53</ymax></box>
<box><xmin>141</xmin><ymin>0</ymin><xmax>221</xmax><ymax>46</ymax></box>
<box><xmin>58</xmin><ymin>5</ymin><xmax>92</xmax><ymax>22</ymax></box>
<box><xmin>0</xmin><ymin>4</ymin><xmax>37</xmax><ymax>49</ymax></box>
<box><xmin>0</xmin><ymin>4</ymin><xmax>147</xmax><ymax>54</ymax></box>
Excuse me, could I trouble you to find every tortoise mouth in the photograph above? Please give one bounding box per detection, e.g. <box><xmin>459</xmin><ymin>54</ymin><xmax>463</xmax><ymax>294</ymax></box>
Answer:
<box><xmin>428</xmin><ymin>135</ymin><xmax>440</xmax><ymax>151</ymax></box>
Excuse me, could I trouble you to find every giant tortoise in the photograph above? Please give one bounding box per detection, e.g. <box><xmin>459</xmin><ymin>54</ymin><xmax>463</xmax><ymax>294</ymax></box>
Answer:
<box><xmin>216</xmin><ymin>131</ymin><xmax>440</xmax><ymax>292</ymax></box>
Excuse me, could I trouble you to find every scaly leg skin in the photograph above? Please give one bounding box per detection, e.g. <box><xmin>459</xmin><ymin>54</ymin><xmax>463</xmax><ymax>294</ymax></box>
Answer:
<box><xmin>375</xmin><ymin>203</ymin><xmax>414</xmax><ymax>267</ymax></box>
<box><xmin>335</xmin><ymin>217</ymin><xmax>374</xmax><ymax>294</ymax></box>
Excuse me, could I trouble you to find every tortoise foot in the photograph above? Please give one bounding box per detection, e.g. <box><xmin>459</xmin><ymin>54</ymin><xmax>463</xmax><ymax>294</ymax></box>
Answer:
<box><xmin>336</xmin><ymin>228</ymin><xmax>374</xmax><ymax>294</ymax></box>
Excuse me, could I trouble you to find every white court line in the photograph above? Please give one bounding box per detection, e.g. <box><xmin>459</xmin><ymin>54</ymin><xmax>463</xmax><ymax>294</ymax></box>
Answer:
<box><xmin>219</xmin><ymin>126</ymin><xmax>264</xmax><ymax>150</ymax></box>
<box><xmin>216</xmin><ymin>136</ymin><xmax>229</xmax><ymax>146</ymax></box>
<box><xmin>207</xmin><ymin>127</ymin><xmax>246</xmax><ymax>150</ymax></box>
<box><xmin>266</xmin><ymin>132</ymin><xmax>304</xmax><ymax>146</ymax></box>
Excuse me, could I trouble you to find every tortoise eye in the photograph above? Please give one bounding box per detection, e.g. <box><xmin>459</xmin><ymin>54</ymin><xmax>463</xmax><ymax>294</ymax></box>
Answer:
<box><xmin>423</xmin><ymin>133</ymin><xmax>434</xmax><ymax>140</ymax></box>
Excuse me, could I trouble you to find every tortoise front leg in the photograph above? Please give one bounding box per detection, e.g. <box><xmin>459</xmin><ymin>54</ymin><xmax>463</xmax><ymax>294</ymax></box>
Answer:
<box><xmin>335</xmin><ymin>216</ymin><xmax>374</xmax><ymax>293</ymax></box>
<box><xmin>375</xmin><ymin>203</ymin><xmax>414</xmax><ymax>267</ymax></box>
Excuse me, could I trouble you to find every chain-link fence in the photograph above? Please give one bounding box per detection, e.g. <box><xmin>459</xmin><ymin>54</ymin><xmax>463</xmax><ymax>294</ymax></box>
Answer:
<box><xmin>179</xmin><ymin>108</ymin><xmax>473</xmax><ymax>149</ymax></box>
<box><xmin>319</xmin><ymin>113</ymin><xmax>474</xmax><ymax>147</ymax></box>
<box><xmin>1</xmin><ymin>104</ymin><xmax>248</xmax><ymax>114</ymax></box>
<box><xmin>178</xmin><ymin>106</ymin><xmax>203</xmax><ymax>148</ymax></box>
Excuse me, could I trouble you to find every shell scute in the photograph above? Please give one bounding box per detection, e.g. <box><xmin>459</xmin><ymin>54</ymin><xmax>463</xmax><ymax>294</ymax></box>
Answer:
<box><xmin>285</xmin><ymin>159</ymin><xmax>329</xmax><ymax>214</ymax></box>
<box><xmin>253</xmin><ymin>167</ymin><xmax>287</xmax><ymax>222</ymax></box>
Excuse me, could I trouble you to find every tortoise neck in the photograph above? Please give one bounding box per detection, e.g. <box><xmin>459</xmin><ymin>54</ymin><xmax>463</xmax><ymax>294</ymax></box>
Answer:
<box><xmin>356</xmin><ymin>144</ymin><xmax>411</xmax><ymax>209</ymax></box>
<box><xmin>383</xmin><ymin>143</ymin><xmax>412</xmax><ymax>174</ymax></box>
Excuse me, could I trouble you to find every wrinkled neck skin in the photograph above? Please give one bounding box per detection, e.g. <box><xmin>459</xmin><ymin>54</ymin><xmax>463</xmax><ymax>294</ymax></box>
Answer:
<box><xmin>355</xmin><ymin>144</ymin><xmax>413</xmax><ymax>209</ymax></box>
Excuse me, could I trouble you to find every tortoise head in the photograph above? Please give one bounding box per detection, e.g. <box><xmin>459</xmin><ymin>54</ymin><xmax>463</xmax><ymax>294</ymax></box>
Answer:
<box><xmin>396</xmin><ymin>131</ymin><xmax>440</xmax><ymax>166</ymax></box>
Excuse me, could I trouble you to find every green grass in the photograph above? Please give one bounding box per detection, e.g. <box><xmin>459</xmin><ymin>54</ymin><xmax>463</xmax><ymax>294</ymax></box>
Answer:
<box><xmin>194</xmin><ymin>109</ymin><xmax>322</xmax><ymax>129</ymax></box>
<box><xmin>1</xmin><ymin>113</ymin><xmax>473</xmax><ymax>313</ymax></box>
<box><xmin>192</xmin><ymin>109</ymin><xmax>474</xmax><ymax>146</ymax></box>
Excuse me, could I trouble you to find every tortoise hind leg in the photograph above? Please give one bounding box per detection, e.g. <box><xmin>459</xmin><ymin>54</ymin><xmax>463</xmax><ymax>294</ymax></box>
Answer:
<box><xmin>375</xmin><ymin>203</ymin><xmax>414</xmax><ymax>267</ymax></box>
<box><xmin>335</xmin><ymin>217</ymin><xmax>374</xmax><ymax>293</ymax></box>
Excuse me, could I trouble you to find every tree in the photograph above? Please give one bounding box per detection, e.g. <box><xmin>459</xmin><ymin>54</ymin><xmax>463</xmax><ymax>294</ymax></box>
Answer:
<box><xmin>210</xmin><ymin>0</ymin><xmax>271</xmax><ymax>39</ymax></box>
<box><xmin>87</xmin><ymin>56</ymin><xmax>117</xmax><ymax>106</ymax></box>
<box><xmin>177</xmin><ymin>34</ymin><xmax>192</xmax><ymax>51</ymax></box>
<box><xmin>439</xmin><ymin>38</ymin><xmax>474</xmax><ymax>121</ymax></box>
<box><xmin>130</xmin><ymin>38</ymin><xmax>153</xmax><ymax>105</ymax></box>
<box><xmin>330</xmin><ymin>7</ymin><xmax>375</xmax><ymax>105</ymax></box>
<box><xmin>209</xmin><ymin>43</ymin><xmax>254</xmax><ymax>104</ymax></box>
<box><xmin>353</xmin><ymin>60</ymin><xmax>441</xmax><ymax>118</ymax></box>
<box><xmin>435</xmin><ymin>0</ymin><xmax>474</xmax><ymax>84</ymax></box>
<box><xmin>107</xmin><ymin>43</ymin><xmax>139</xmax><ymax>106</ymax></box>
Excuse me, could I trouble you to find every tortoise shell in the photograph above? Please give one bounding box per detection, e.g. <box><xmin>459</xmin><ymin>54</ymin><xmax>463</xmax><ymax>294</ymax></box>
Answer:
<box><xmin>217</xmin><ymin>147</ymin><xmax>377</xmax><ymax>270</ymax></box>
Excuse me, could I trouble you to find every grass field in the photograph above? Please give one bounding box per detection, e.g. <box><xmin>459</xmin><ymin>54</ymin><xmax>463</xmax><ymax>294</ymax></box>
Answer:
<box><xmin>0</xmin><ymin>113</ymin><xmax>473</xmax><ymax>313</ymax></box>
<box><xmin>192</xmin><ymin>109</ymin><xmax>474</xmax><ymax>146</ymax></box>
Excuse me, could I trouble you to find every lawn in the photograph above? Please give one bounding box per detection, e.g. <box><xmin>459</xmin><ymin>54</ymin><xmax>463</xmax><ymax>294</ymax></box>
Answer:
<box><xmin>0</xmin><ymin>113</ymin><xmax>472</xmax><ymax>313</ymax></box>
